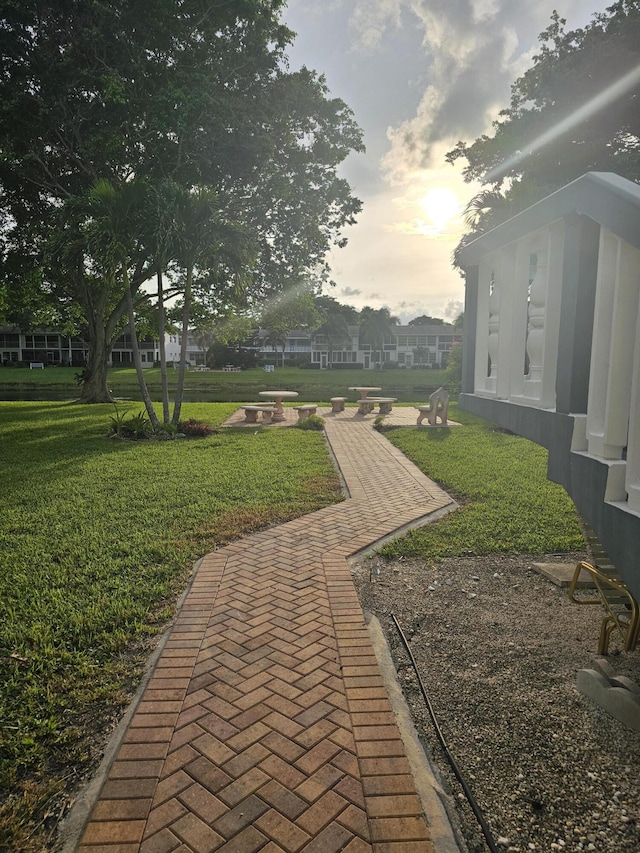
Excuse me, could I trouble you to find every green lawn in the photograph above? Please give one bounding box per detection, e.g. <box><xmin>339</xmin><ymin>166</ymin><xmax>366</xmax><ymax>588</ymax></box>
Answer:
<box><xmin>0</xmin><ymin>365</ymin><xmax>448</xmax><ymax>403</ymax></box>
<box><xmin>380</xmin><ymin>407</ymin><xmax>584</xmax><ymax>559</ymax></box>
<box><xmin>0</xmin><ymin>399</ymin><xmax>585</xmax><ymax>851</ymax></box>
<box><xmin>0</xmin><ymin>401</ymin><xmax>343</xmax><ymax>851</ymax></box>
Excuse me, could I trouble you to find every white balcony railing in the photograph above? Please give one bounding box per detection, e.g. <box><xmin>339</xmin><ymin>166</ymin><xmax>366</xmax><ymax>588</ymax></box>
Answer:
<box><xmin>461</xmin><ymin>172</ymin><xmax>640</xmax><ymax>520</ymax></box>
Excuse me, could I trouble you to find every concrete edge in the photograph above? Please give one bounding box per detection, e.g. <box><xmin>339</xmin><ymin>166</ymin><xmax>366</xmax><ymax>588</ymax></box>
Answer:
<box><xmin>349</xmin><ymin>501</ymin><xmax>458</xmax><ymax>560</ymax></box>
<box><xmin>56</xmin><ymin>557</ymin><xmax>204</xmax><ymax>853</ymax></box>
<box><xmin>365</xmin><ymin>612</ymin><xmax>466</xmax><ymax>853</ymax></box>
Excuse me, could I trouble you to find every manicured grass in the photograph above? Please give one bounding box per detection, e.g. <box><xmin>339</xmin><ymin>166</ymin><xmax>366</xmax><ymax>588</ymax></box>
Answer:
<box><xmin>380</xmin><ymin>406</ymin><xmax>584</xmax><ymax>560</ymax></box>
<box><xmin>0</xmin><ymin>365</ymin><xmax>447</xmax><ymax>403</ymax></box>
<box><xmin>0</xmin><ymin>398</ymin><xmax>585</xmax><ymax>849</ymax></box>
<box><xmin>0</xmin><ymin>401</ymin><xmax>343</xmax><ymax>851</ymax></box>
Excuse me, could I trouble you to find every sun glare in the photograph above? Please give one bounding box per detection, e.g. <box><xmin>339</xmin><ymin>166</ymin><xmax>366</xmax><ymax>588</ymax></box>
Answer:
<box><xmin>419</xmin><ymin>187</ymin><xmax>462</xmax><ymax>231</ymax></box>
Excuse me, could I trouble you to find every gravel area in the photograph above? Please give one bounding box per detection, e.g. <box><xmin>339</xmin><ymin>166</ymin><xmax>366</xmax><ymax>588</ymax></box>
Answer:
<box><xmin>352</xmin><ymin>552</ymin><xmax>640</xmax><ymax>853</ymax></box>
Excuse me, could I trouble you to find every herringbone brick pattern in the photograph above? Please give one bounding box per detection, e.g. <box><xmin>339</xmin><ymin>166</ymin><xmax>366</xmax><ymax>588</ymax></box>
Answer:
<box><xmin>77</xmin><ymin>407</ymin><xmax>454</xmax><ymax>852</ymax></box>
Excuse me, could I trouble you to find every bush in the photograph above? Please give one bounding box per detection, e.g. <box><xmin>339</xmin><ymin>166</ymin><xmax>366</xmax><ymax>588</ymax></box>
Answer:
<box><xmin>108</xmin><ymin>406</ymin><xmax>151</xmax><ymax>439</ymax></box>
<box><xmin>297</xmin><ymin>414</ymin><xmax>325</xmax><ymax>431</ymax></box>
<box><xmin>153</xmin><ymin>422</ymin><xmax>178</xmax><ymax>439</ymax></box>
<box><xmin>177</xmin><ymin>418</ymin><xmax>216</xmax><ymax>437</ymax></box>
<box><xmin>445</xmin><ymin>341</ymin><xmax>462</xmax><ymax>394</ymax></box>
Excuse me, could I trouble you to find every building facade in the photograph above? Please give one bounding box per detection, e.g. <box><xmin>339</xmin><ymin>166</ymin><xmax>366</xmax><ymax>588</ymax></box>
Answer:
<box><xmin>458</xmin><ymin>171</ymin><xmax>640</xmax><ymax>600</ymax></box>
<box><xmin>0</xmin><ymin>329</ymin><xmax>204</xmax><ymax>368</ymax></box>
<box><xmin>254</xmin><ymin>324</ymin><xmax>461</xmax><ymax>369</ymax></box>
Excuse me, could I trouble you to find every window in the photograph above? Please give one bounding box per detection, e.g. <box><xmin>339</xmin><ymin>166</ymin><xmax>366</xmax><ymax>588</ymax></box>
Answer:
<box><xmin>398</xmin><ymin>353</ymin><xmax>405</xmax><ymax>364</ymax></box>
<box><xmin>427</xmin><ymin>336</ymin><xmax>437</xmax><ymax>345</ymax></box>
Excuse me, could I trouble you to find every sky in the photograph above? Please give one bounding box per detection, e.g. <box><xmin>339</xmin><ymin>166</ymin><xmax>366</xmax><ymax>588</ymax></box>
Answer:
<box><xmin>280</xmin><ymin>0</ymin><xmax>611</xmax><ymax>325</ymax></box>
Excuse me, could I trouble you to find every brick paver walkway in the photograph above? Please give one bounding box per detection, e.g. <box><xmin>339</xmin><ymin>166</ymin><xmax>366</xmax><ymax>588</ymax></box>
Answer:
<box><xmin>76</xmin><ymin>407</ymin><xmax>455</xmax><ymax>853</ymax></box>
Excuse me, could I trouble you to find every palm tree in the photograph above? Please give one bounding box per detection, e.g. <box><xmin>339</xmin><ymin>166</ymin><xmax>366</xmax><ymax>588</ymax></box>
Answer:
<box><xmin>65</xmin><ymin>178</ymin><xmax>160</xmax><ymax>427</ymax></box>
<box><xmin>359</xmin><ymin>307</ymin><xmax>397</xmax><ymax>369</ymax></box>
<box><xmin>315</xmin><ymin>311</ymin><xmax>351</xmax><ymax>369</ymax></box>
<box><xmin>144</xmin><ymin>179</ymin><xmax>185</xmax><ymax>424</ymax></box>
<box><xmin>170</xmin><ymin>188</ymin><xmax>255</xmax><ymax>426</ymax></box>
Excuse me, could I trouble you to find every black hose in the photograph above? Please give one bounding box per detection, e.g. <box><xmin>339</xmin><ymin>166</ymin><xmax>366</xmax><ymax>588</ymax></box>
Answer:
<box><xmin>391</xmin><ymin>613</ymin><xmax>501</xmax><ymax>853</ymax></box>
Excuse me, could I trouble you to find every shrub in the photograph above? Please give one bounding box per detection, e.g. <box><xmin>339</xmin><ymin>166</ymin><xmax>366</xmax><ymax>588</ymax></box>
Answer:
<box><xmin>153</xmin><ymin>422</ymin><xmax>178</xmax><ymax>439</ymax></box>
<box><xmin>107</xmin><ymin>407</ymin><xmax>151</xmax><ymax>440</ymax></box>
<box><xmin>177</xmin><ymin>418</ymin><xmax>216</xmax><ymax>437</ymax></box>
<box><xmin>445</xmin><ymin>341</ymin><xmax>462</xmax><ymax>394</ymax></box>
<box><xmin>121</xmin><ymin>410</ymin><xmax>152</xmax><ymax>439</ymax></box>
<box><xmin>297</xmin><ymin>414</ymin><xmax>325</xmax><ymax>431</ymax></box>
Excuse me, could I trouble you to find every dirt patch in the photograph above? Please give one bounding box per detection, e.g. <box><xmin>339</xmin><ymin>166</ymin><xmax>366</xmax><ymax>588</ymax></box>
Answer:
<box><xmin>352</xmin><ymin>552</ymin><xmax>640</xmax><ymax>853</ymax></box>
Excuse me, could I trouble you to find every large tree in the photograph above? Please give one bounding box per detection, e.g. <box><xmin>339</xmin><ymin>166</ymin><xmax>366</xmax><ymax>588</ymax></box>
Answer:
<box><xmin>260</xmin><ymin>284</ymin><xmax>321</xmax><ymax>368</ymax></box>
<box><xmin>0</xmin><ymin>0</ymin><xmax>363</xmax><ymax>401</ymax></box>
<box><xmin>313</xmin><ymin>297</ymin><xmax>355</xmax><ymax>369</ymax></box>
<box><xmin>448</xmin><ymin>2</ymin><xmax>640</xmax><ymax>238</ymax></box>
<box><xmin>359</xmin><ymin>307</ymin><xmax>398</xmax><ymax>369</ymax></box>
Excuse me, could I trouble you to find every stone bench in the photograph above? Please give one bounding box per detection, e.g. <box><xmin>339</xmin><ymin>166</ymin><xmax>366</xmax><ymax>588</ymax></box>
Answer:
<box><xmin>416</xmin><ymin>387</ymin><xmax>449</xmax><ymax>425</ymax></box>
<box><xmin>241</xmin><ymin>405</ymin><xmax>276</xmax><ymax>424</ymax></box>
<box><xmin>358</xmin><ymin>397</ymin><xmax>396</xmax><ymax>416</ymax></box>
<box><xmin>330</xmin><ymin>397</ymin><xmax>346</xmax><ymax>413</ymax></box>
<box><xmin>29</xmin><ymin>362</ymin><xmax>45</xmax><ymax>369</ymax></box>
<box><xmin>293</xmin><ymin>404</ymin><xmax>317</xmax><ymax>423</ymax></box>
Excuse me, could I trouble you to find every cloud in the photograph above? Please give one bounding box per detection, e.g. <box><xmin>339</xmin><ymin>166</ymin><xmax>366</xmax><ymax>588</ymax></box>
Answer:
<box><xmin>349</xmin><ymin>0</ymin><xmax>402</xmax><ymax>51</ymax></box>
<box><xmin>345</xmin><ymin>0</ymin><xmax>602</xmax><ymax>183</ymax></box>
<box><xmin>341</xmin><ymin>286</ymin><xmax>362</xmax><ymax>296</ymax></box>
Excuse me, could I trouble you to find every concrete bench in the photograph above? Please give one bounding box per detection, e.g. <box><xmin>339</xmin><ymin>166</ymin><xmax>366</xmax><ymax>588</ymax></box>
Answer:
<box><xmin>29</xmin><ymin>362</ymin><xmax>45</xmax><ymax>369</ymax></box>
<box><xmin>359</xmin><ymin>397</ymin><xmax>396</xmax><ymax>415</ymax></box>
<box><xmin>330</xmin><ymin>397</ymin><xmax>346</xmax><ymax>413</ymax></box>
<box><xmin>293</xmin><ymin>404</ymin><xmax>317</xmax><ymax>423</ymax></box>
<box><xmin>241</xmin><ymin>405</ymin><xmax>276</xmax><ymax>424</ymax></box>
<box><xmin>416</xmin><ymin>387</ymin><xmax>449</xmax><ymax>425</ymax></box>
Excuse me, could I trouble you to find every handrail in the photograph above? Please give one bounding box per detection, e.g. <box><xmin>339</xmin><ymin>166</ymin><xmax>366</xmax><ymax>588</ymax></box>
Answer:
<box><xmin>568</xmin><ymin>561</ymin><xmax>640</xmax><ymax>654</ymax></box>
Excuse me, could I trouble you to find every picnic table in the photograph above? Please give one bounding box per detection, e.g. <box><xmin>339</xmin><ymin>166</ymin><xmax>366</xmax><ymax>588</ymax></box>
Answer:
<box><xmin>348</xmin><ymin>386</ymin><xmax>382</xmax><ymax>401</ymax></box>
<box><xmin>258</xmin><ymin>390</ymin><xmax>299</xmax><ymax>422</ymax></box>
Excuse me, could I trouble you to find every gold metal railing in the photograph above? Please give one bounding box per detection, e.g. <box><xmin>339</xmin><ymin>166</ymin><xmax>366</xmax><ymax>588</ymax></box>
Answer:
<box><xmin>568</xmin><ymin>560</ymin><xmax>640</xmax><ymax>655</ymax></box>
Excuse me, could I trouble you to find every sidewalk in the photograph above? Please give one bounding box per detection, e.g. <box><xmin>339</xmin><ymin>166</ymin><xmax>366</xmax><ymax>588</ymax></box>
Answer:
<box><xmin>72</xmin><ymin>407</ymin><xmax>458</xmax><ymax>853</ymax></box>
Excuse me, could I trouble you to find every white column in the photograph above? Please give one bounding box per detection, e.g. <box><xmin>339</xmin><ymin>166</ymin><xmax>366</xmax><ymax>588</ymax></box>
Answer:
<box><xmin>586</xmin><ymin>231</ymin><xmax>639</xmax><ymax>459</ymax></box>
<box><xmin>486</xmin><ymin>268</ymin><xmax>500</xmax><ymax>394</ymax></box>
<box><xmin>507</xmin><ymin>238</ymin><xmax>533</xmax><ymax>401</ymax></box>
<box><xmin>625</xmin><ymin>297</ymin><xmax>640</xmax><ymax>513</ymax></box>
<box><xmin>540</xmin><ymin>223</ymin><xmax>564</xmax><ymax>409</ymax></box>
<box><xmin>524</xmin><ymin>236</ymin><xmax>548</xmax><ymax>400</ymax></box>
<box><xmin>474</xmin><ymin>257</ymin><xmax>493</xmax><ymax>396</ymax></box>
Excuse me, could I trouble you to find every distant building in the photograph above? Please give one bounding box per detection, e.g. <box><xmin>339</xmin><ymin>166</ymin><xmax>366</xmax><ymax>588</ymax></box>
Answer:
<box><xmin>1</xmin><ymin>321</ymin><xmax>461</xmax><ymax>370</ymax></box>
<box><xmin>253</xmin><ymin>323</ymin><xmax>461</xmax><ymax>369</ymax></box>
<box><xmin>0</xmin><ymin>328</ymin><xmax>204</xmax><ymax>368</ymax></box>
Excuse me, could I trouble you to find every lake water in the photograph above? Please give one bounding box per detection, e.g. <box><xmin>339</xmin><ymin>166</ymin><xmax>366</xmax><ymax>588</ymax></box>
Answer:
<box><xmin>0</xmin><ymin>389</ymin><xmax>224</xmax><ymax>403</ymax></box>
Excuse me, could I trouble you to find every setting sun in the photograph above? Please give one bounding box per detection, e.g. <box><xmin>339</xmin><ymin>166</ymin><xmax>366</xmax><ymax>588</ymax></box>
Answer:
<box><xmin>419</xmin><ymin>186</ymin><xmax>463</xmax><ymax>231</ymax></box>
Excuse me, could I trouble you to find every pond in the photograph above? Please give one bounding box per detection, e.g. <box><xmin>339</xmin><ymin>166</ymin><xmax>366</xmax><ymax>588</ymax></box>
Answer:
<box><xmin>0</xmin><ymin>388</ymin><xmax>224</xmax><ymax>403</ymax></box>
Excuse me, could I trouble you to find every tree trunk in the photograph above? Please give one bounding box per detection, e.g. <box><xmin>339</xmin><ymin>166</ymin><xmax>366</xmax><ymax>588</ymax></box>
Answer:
<box><xmin>157</xmin><ymin>269</ymin><xmax>170</xmax><ymax>424</ymax></box>
<box><xmin>172</xmin><ymin>267</ymin><xmax>192</xmax><ymax>427</ymax></box>
<box><xmin>124</xmin><ymin>273</ymin><xmax>160</xmax><ymax>429</ymax></box>
<box><xmin>79</xmin><ymin>324</ymin><xmax>113</xmax><ymax>403</ymax></box>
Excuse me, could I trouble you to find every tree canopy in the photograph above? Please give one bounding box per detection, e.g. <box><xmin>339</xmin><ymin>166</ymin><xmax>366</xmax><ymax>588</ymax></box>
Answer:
<box><xmin>0</xmin><ymin>0</ymin><xmax>364</xmax><ymax>400</ymax></box>
<box><xmin>359</xmin><ymin>306</ymin><xmax>397</xmax><ymax>368</ymax></box>
<box><xmin>407</xmin><ymin>315</ymin><xmax>444</xmax><ymax>326</ymax></box>
<box><xmin>448</xmin><ymin>1</ymin><xmax>640</xmax><ymax>237</ymax></box>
